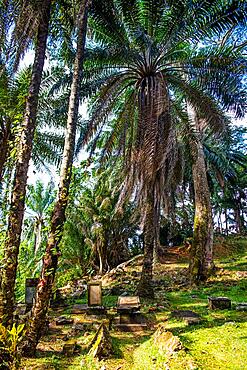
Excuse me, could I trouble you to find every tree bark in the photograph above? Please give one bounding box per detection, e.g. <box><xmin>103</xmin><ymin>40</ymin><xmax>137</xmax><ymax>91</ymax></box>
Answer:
<box><xmin>0</xmin><ymin>0</ymin><xmax>51</xmax><ymax>328</ymax></box>
<box><xmin>137</xmin><ymin>187</ymin><xmax>155</xmax><ymax>298</ymax></box>
<box><xmin>225</xmin><ymin>208</ymin><xmax>229</xmax><ymax>236</ymax></box>
<box><xmin>21</xmin><ymin>1</ymin><xmax>89</xmax><ymax>356</ymax></box>
<box><xmin>234</xmin><ymin>197</ymin><xmax>244</xmax><ymax>234</ymax></box>
<box><xmin>188</xmin><ymin>107</ymin><xmax>214</xmax><ymax>284</ymax></box>
<box><xmin>0</xmin><ymin>118</ymin><xmax>11</xmax><ymax>185</ymax></box>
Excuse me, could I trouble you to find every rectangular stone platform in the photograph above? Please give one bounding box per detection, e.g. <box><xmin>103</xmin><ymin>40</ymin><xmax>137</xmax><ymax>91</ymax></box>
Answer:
<box><xmin>208</xmin><ymin>297</ymin><xmax>231</xmax><ymax>310</ymax></box>
<box><xmin>71</xmin><ymin>304</ymin><xmax>88</xmax><ymax>314</ymax></box>
<box><xmin>115</xmin><ymin>323</ymin><xmax>148</xmax><ymax>332</ymax></box>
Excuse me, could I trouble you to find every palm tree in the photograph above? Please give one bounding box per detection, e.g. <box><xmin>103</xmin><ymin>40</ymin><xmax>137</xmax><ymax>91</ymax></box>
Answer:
<box><xmin>0</xmin><ymin>0</ymin><xmax>52</xmax><ymax>328</ymax></box>
<box><xmin>24</xmin><ymin>180</ymin><xmax>55</xmax><ymax>255</ymax></box>
<box><xmin>186</xmin><ymin>106</ymin><xmax>215</xmax><ymax>282</ymax></box>
<box><xmin>204</xmin><ymin>129</ymin><xmax>247</xmax><ymax>235</ymax></box>
<box><xmin>78</xmin><ymin>0</ymin><xmax>246</xmax><ymax>296</ymax></box>
<box><xmin>21</xmin><ymin>0</ymin><xmax>90</xmax><ymax>355</ymax></box>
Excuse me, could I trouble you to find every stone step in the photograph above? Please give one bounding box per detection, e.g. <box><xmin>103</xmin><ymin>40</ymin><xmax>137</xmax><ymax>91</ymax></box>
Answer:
<box><xmin>71</xmin><ymin>304</ymin><xmax>88</xmax><ymax>314</ymax></box>
<box><xmin>115</xmin><ymin>323</ymin><xmax>148</xmax><ymax>332</ymax></box>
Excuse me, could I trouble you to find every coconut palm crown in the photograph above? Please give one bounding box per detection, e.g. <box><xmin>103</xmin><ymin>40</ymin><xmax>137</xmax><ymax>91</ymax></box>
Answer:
<box><xmin>78</xmin><ymin>0</ymin><xmax>246</xmax><ymax>295</ymax></box>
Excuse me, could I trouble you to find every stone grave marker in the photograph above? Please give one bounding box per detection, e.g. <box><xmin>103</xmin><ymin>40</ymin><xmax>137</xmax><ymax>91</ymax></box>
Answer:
<box><xmin>87</xmin><ymin>281</ymin><xmax>106</xmax><ymax>314</ymax></box>
<box><xmin>25</xmin><ymin>278</ymin><xmax>39</xmax><ymax>311</ymax></box>
<box><xmin>88</xmin><ymin>281</ymin><xmax>102</xmax><ymax>306</ymax></box>
<box><xmin>208</xmin><ymin>297</ymin><xmax>231</xmax><ymax>310</ymax></box>
<box><xmin>115</xmin><ymin>296</ymin><xmax>147</xmax><ymax>331</ymax></box>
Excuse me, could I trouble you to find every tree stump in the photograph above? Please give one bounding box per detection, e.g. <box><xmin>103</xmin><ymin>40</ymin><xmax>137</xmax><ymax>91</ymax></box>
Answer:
<box><xmin>153</xmin><ymin>324</ymin><xmax>183</xmax><ymax>355</ymax></box>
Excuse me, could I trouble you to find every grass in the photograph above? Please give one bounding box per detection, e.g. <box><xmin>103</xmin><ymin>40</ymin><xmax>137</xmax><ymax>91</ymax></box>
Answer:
<box><xmin>21</xmin><ymin>236</ymin><xmax>247</xmax><ymax>370</ymax></box>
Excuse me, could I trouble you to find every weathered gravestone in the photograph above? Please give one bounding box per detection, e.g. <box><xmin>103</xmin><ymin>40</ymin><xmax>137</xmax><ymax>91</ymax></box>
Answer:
<box><xmin>115</xmin><ymin>296</ymin><xmax>147</xmax><ymax>331</ymax></box>
<box><xmin>25</xmin><ymin>278</ymin><xmax>39</xmax><ymax>311</ymax></box>
<box><xmin>208</xmin><ymin>297</ymin><xmax>231</xmax><ymax>310</ymax></box>
<box><xmin>87</xmin><ymin>281</ymin><xmax>106</xmax><ymax>314</ymax></box>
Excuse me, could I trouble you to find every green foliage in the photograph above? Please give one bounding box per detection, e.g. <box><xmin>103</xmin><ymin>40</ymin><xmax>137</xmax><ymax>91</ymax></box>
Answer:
<box><xmin>56</xmin><ymin>159</ymin><xmax>140</xmax><ymax>283</ymax></box>
<box><xmin>0</xmin><ymin>323</ymin><xmax>25</xmax><ymax>370</ymax></box>
<box><xmin>15</xmin><ymin>181</ymin><xmax>56</xmax><ymax>300</ymax></box>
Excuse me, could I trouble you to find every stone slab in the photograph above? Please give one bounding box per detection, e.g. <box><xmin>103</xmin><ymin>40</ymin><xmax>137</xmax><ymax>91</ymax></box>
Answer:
<box><xmin>71</xmin><ymin>304</ymin><xmax>88</xmax><ymax>314</ymax></box>
<box><xmin>171</xmin><ymin>310</ymin><xmax>200</xmax><ymax>319</ymax></box>
<box><xmin>115</xmin><ymin>323</ymin><xmax>148</xmax><ymax>332</ymax></box>
<box><xmin>120</xmin><ymin>312</ymin><xmax>146</xmax><ymax>325</ymax></box>
<box><xmin>208</xmin><ymin>297</ymin><xmax>231</xmax><ymax>310</ymax></box>
<box><xmin>236</xmin><ymin>303</ymin><xmax>247</xmax><ymax>311</ymax></box>
<box><xmin>88</xmin><ymin>282</ymin><xmax>102</xmax><ymax>306</ymax></box>
<box><xmin>86</xmin><ymin>306</ymin><xmax>107</xmax><ymax>315</ymax></box>
<box><xmin>185</xmin><ymin>317</ymin><xmax>201</xmax><ymax>325</ymax></box>
<box><xmin>55</xmin><ymin>316</ymin><xmax>74</xmax><ymax>325</ymax></box>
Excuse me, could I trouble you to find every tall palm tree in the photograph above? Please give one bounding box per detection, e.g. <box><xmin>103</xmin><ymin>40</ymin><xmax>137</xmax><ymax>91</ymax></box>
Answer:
<box><xmin>0</xmin><ymin>0</ymin><xmax>52</xmax><ymax>328</ymax></box>
<box><xmin>21</xmin><ymin>0</ymin><xmax>90</xmax><ymax>355</ymax></box>
<box><xmin>24</xmin><ymin>180</ymin><xmax>55</xmax><ymax>255</ymax></box>
<box><xmin>187</xmin><ymin>106</ymin><xmax>215</xmax><ymax>282</ymax></box>
<box><xmin>78</xmin><ymin>0</ymin><xmax>246</xmax><ymax>296</ymax></box>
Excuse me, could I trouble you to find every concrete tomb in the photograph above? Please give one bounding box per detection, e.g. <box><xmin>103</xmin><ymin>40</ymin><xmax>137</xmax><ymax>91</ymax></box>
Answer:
<box><xmin>115</xmin><ymin>296</ymin><xmax>147</xmax><ymax>331</ymax></box>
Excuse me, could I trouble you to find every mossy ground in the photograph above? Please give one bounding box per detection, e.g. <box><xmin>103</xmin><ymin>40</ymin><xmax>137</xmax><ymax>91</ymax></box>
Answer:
<box><xmin>21</xmin><ymin>236</ymin><xmax>247</xmax><ymax>370</ymax></box>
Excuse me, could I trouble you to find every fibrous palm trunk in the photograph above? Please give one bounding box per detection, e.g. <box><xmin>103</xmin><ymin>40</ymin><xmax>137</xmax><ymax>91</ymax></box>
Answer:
<box><xmin>188</xmin><ymin>109</ymin><xmax>214</xmax><ymax>283</ymax></box>
<box><xmin>21</xmin><ymin>1</ymin><xmax>88</xmax><ymax>356</ymax></box>
<box><xmin>137</xmin><ymin>186</ymin><xmax>156</xmax><ymax>298</ymax></box>
<box><xmin>137</xmin><ymin>79</ymin><xmax>172</xmax><ymax>298</ymax></box>
<box><xmin>0</xmin><ymin>0</ymin><xmax>51</xmax><ymax>328</ymax></box>
<box><xmin>0</xmin><ymin>118</ymin><xmax>11</xmax><ymax>185</ymax></box>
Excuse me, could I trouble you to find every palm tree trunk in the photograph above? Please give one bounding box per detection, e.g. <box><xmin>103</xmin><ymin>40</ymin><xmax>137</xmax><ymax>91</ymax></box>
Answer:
<box><xmin>0</xmin><ymin>118</ymin><xmax>11</xmax><ymax>185</ymax></box>
<box><xmin>34</xmin><ymin>220</ymin><xmax>42</xmax><ymax>255</ymax></box>
<box><xmin>188</xmin><ymin>109</ymin><xmax>214</xmax><ymax>284</ymax></box>
<box><xmin>21</xmin><ymin>2</ymin><xmax>89</xmax><ymax>356</ymax></box>
<box><xmin>137</xmin><ymin>187</ymin><xmax>156</xmax><ymax>298</ymax></box>
<box><xmin>225</xmin><ymin>208</ymin><xmax>229</xmax><ymax>236</ymax></box>
<box><xmin>0</xmin><ymin>0</ymin><xmax>51</xmax><ymax>328</ymax></box>
<box><xmin>235</xmin><ymin>199</ymin><xmax>244</xmax><ymax>234</ymax></box>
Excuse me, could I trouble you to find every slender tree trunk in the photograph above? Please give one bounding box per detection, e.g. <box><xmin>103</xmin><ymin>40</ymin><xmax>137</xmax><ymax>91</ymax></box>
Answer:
<box><xmin>188</xmin><ymin>108</ymin><xmax>214</xmax><ymax>284</ymax></box>
<box><xmin>0</xmin><ymin>1</ymin><xmax>51</xmax><ymax>328</ymax></box>
<box><xmin>234</xmin><ymin>198</ymin><xmax>244</xmax><ymax>234</ymax></box>
<box><xmin>225</xmin><ymin>208</ymin><xmax>229</xmax><ymax>236</ymax></box>
<box><xmin>34</xmin><ymin>219</ymin><xmax>42</xmax><ymax>255</ymax></box>
<box><xmin>0</xmin><ymin>118</ymin><xmax>11</xmax><ymax>185</ymax></box>
<box><xmin>98</xmin><ymin>242</ymin><xmax>104</xmax><ymax>275</ymax></box>
<box><xmin>21</xmin><ymin>2</ymin><xmax>88</xmax><ymax>356</ymax></box>
<box><xmin>137</xmin><ymin>187</ymin><xmax>156</xmax><ymax>298</ymax></box>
